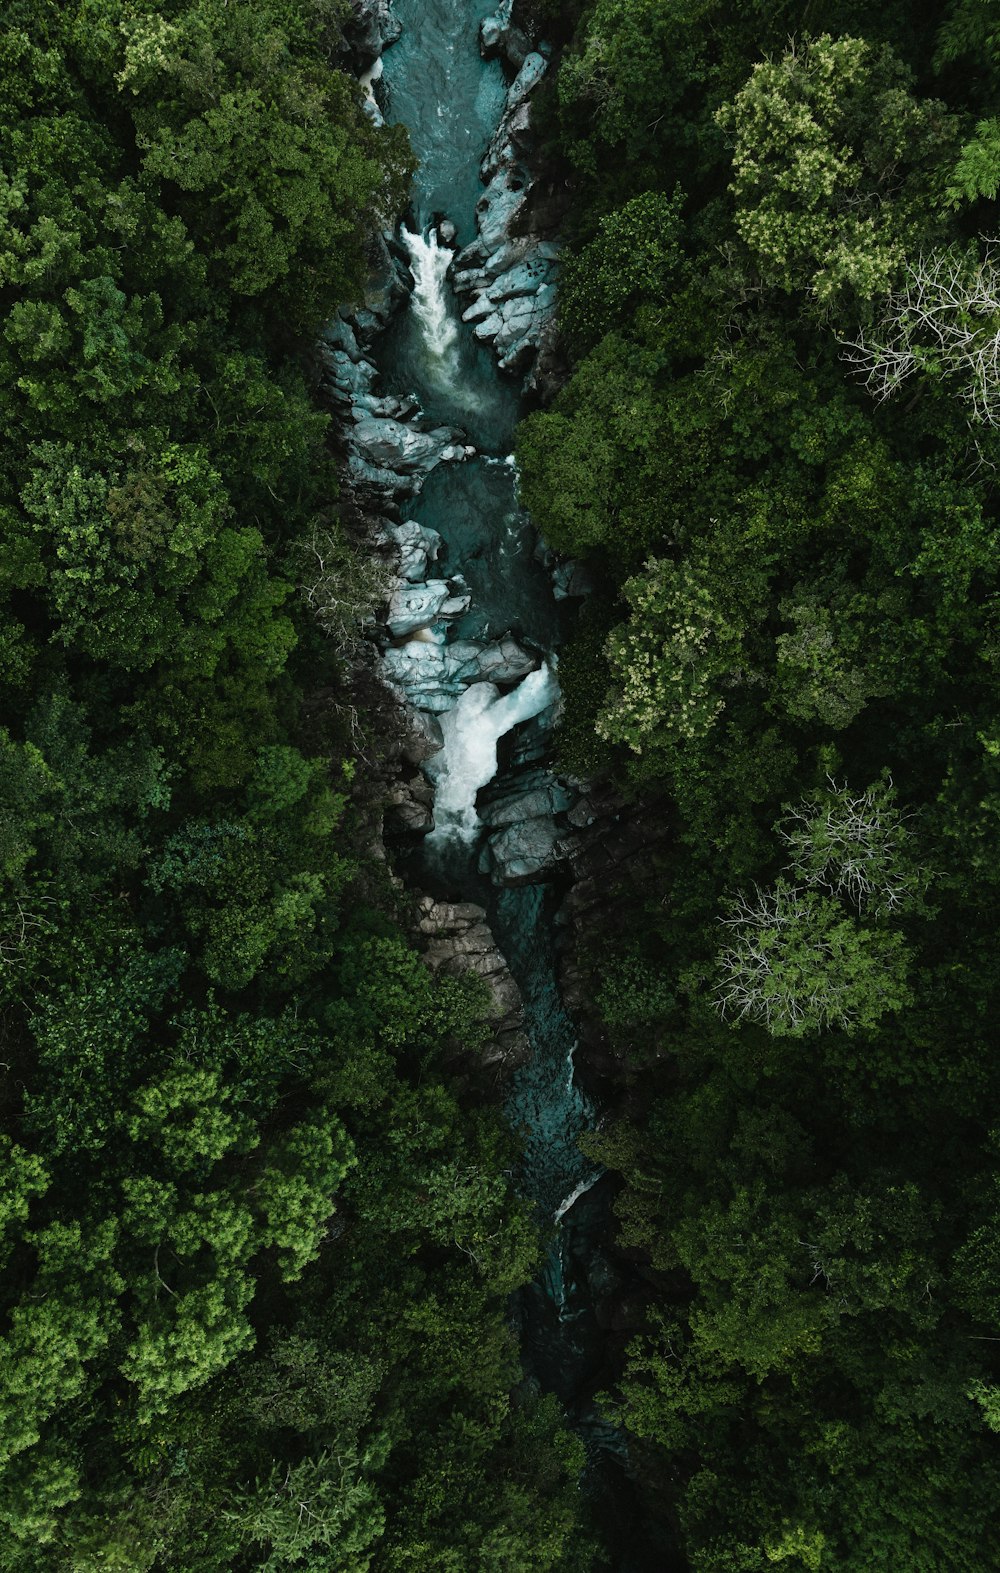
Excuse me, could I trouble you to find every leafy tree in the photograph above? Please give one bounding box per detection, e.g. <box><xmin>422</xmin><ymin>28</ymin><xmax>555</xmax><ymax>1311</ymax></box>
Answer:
<box><xmin>717</xmin><ymin>34</ymin><xmax>955</xmax><ymax>304</ymax></box>
<box><xmin>714</xmin><ymin>879</ymin><xmax>912</xmax><ymax>1036</ymax></box>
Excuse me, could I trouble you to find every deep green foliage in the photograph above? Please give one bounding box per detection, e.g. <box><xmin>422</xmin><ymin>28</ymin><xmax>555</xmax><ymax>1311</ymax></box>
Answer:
<box><xmin>525</xmin><ymin>2</ymin><xmax>1000</xmax><ymax>1566</ymax></box>
<box><xmin>0</xmin><ymin>3</ymin><xmax>588</xmax><ymax>1566</ymax></box>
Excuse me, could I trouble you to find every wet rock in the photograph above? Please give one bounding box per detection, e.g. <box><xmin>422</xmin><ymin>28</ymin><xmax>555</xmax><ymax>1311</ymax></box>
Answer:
<box><xmin>438</xmin><ymin>218</ymin><xmax>457</xmax><ymax>246</ymax></box>
<box><xmin>504</xmin><ymin>704</ymin><xmax>559</xmax><ymax>769</ymax></box>
<box><xmin>472</xmin><ymin>636</ymin><xmax>540</xmax><ymax>684</ymax></box>
<box><xmin>416</xmin><ymin>894</ymin><xmax>530</xmax><ymax>1071</ymax></box>
<box><xmin>480</xmin><ymin>10</ymin><xmax>531</xmax><ymax>69</ymax></box>
<box><xmin>321</xmin><ymin>347</ymin><xmax>377</xmax><ymax>404</ymax></box>
<box><xmin>321</xmin><ymin>316</ymin><xmax>365</xmax><ymax>361</ymax></box>
<box><xmin>475</xmin><ymin>174</ymin><xmax>528</xmax><ymax>254</ymax></box>
<box><xmin>552</xmin><ymin>559</ymin><xmax>594</xmax><ymax>600</ymax></box>
<box><xmin>401</xmin><ymin>708</ymin><xmax>444</xmax><ymax>765</ymax></box>
<box><xmin>348</xmin><ymin>418</ymin><xmax>474</xmax><ymax>496</ymax></box>
<box><xmin>352</xmin><ymin>417</ymin><xmax>455</xmax><ymax>473</ymax></box>
<box><xmin>384</xmin><ymin>776</ymin><xmax>435</xmax><ymax>836</ymax></box>
<box><xmin>382</xmin><ymin>638</ymin><xmax>472</xmax><ymax>711</ymax></box>
<box><xmin>387</xmin><ymin>580</ymin><xmax>465</xmax><ymax>639</ymax></box>
<box><xmin>385</xmin><ymin>519</ymin><xmax>443</xmax><ymax>582</ymax></box>
<box><xmin>481</xmin><ymin>815</ymin><xmax>566</xmax><ymax>884</ymax></box>
<box><xmin>344</xmin><ymin>0</ymin><xmax>401</xmax><ymax>73</ymax></box>
<box><xmin>508</xmin><ymin>51</ymin><xmax>548</xmax><ymax>109</ymax></box>
<box><xmin>479</xmin><ymin>773</ymin><xmax>575</xmax><ymax>828</ymax></box>
<box><xmin>449</xmin><ymin>45</ymin><xmax>561</xmax><ymax>385</ymax></box>
<box><xmin>382</xmin><ymin>633</ymin><xmax>539</xmax><ymax>711</ymax></box>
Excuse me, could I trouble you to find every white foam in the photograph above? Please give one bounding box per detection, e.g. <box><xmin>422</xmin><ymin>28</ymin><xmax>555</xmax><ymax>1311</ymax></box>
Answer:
<box><xmin>400</xmin><ymin>225</ymin><xmax>460</xmax><ymax>368</ymax></box>
<box><xmin>553</xmin><ymin>1171</ymin><xmax>600</xmax><ymax>1226</ymax></box>
<box><xmin>426</xmin><ymin>664</ymin><xmax>558</xmax><ymax>844</ymax></box>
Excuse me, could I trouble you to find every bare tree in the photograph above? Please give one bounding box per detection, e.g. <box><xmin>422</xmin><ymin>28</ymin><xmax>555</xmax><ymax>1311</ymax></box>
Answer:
<box><xmin>777</xmin><ymin>777</ymin><xmax>916</xmax><ymax>916</ymax></box>
<box><xmin>839</xmin><ymin>243</ymin><xmax>1000</xmax><ymax>424</ymax></box>
<box><xmin>296</xmin><ymin>522</ymin><xmax>392</xmax><ymax>657</ymax></box>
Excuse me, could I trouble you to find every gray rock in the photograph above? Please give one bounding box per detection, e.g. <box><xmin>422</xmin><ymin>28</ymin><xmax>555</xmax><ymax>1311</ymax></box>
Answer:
<box><xmin>461</xmin><ymin>295</ymin><xmax>499</xmax><ymax>326</ymax></box>
<box><xmin>487</xmin><ymin>255</ymin><xmax>556</xmax><ymax>303</ymax></box>
<box><xmin>351</xmin><ymin>417</ymin><xmax>446</xmax><ymax>473</ymax></box>
<box><xmin>401</xmin><ymin>709</ymin><xmax>444</xmax><ymax>765</ymax></box>
<box><xmin>382</xmin><ymin>639</ymin><xmax>472</xmax><ymax>711</ymax></box>
<box><xmin>322</xmin><ymin>347</ymin><xmax>376</xmax><ymax>400</ymax></box>
<box><xmin>473</xmin><ymin>636</ymin><xmax>540</xmax><ymax>684</ymax></box>
<box><xmin>386</xmin><ymin>519</ymin><xmax>443</xmax><ymax>583</ymax></box>
<box><xmin>349</xmin><ymin>419</ymin><xmax>472</xmax><ymax>494</ymax></box>
<box><xmin>384</xmin><ymin>777</ymin><xmax>435</xmax><ymax>836</ymax></box>
<box><xmin>472</xmin><ymin>310</ymin><xmax>504</xmax><ymax>344</ymax></box>
<box><xmin>386</xmin><ymin>581</ymin><xmax>453</xmax><ymax>639</ymax></box>
<box><xmin>508</xmin><ymin>52</ymin><xmax>548</xmax><ymax>109</ymax></box>
<box><xmin>480</xmin><ymin>816</ymin><xmax>574</xmax><ymax>885</ymax></box>
<box><xmin>346</xmin><ymin>0</ymin><xmax>401</xmax><ymax>70</ymax></box>
<box><xmin>552</xmin><ymin>560</ymin><xmax>594</xmax><ymax>600</ymax></box>
<box><xmin>438</xmin><ymin>219</ymin><xmax>457</xmax><ymax>246</ymax></box>
<box><xmin>479</xmin><ymin>773</ymin><xmax>575</xmax><ymax>829</ymax></box>
<box><xmin>416</xmin><ymin>894</ymin><xmax>530</xmax><ymax>1071</ymax></box>
<box><xmin>438</xmin><ymin>593</ymin><xmax>472</xmax><ymax>619</ymax></box>
<box><xmin>475</xmin><ymin>174</ymin><xmax>528</xmax><ymax>253</ymax></box>
<box><xmin>321</xmin><ymin>316</ymin><xmax>364</xmax><ymax>360</ymax></box>
<box><xmin>480</xmin><ymin>12</ymin><xmax>531</xmax><ymax>69</ymax></box>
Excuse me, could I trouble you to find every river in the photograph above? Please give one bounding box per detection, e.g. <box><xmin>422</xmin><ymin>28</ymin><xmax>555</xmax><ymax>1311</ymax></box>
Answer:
<box><xmin>369</xmin><ymin>5</ymin><xmax>660</xmax><ymax>1564</ymax></box>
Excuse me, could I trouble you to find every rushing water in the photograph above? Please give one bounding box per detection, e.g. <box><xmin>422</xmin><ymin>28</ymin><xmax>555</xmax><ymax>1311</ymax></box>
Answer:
<box><xmin>371</xmin><ymin>7</ymin><xmax>667</xmax><ymax>1566</ymax></box>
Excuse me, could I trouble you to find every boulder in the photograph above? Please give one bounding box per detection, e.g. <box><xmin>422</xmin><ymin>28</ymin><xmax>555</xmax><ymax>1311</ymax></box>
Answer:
<box><xmin>508</xmin><ymin>51</ymin><xmax>548</xmax><ymax>110</ymax></box>
<box><xmin>344</xmin><ymin>0</ymin><xmax>401</xmax><ymax>71</ymax></box>
<box><xmin>479</xmin><ymin>12</ymin><xmax>531</xmax><ymax>69</ymax></box>
<box><xmin>351</xmin><ymin>417</ymin><xmax>453</xmax><ymax>474</ymax></box>
<box><xmin>348</xmin><ymin>418</ymin><xmax>473</xmax><ymax>495</ymax></box>
<box><xmin>479</xmin><ymin>772</ymin><xmax>575</xmax><ymax>829</ymax></box>
<box><xmin>384</xmin><ymin>776</ymin><xmax>435</xmax><ymax>836</ymax></box>
<box><xmin>382</xmin><ymin>639</ymin><xmax>474</xmax><ymax>711</ymax></box>
<box><xmin>401</xmin><ymin>708</ymin><xmax>444</xmax><ymax>765</ymax></box>
<box><xmin>386</xmin><ymin>581</ymin><xmax>453</xmax><ymax>638</ymax></box>
<box><xmin>481</xmin><ymin>816</ymin><xmax>572</xmax><ymax>885</ymax></box>
<box><xmin>552</xmin><ymin>559</ymin><xmax>594</xmax><ymax>600</ymax></box>
<box><xmin>473</xmin><ymin>636</ymin><xmax>540</xmax><ymax>684</ymax></box>
<box><xmin>475</xmin><ymin>174</ymin><xmax>528</xmax><ymax>253</ymax></box>
<box><xmin>416</xmin><ymin>894</ymin><xmax>531</xmax><ymax>1071</ymax></box>
<box><xmin>386</xmin><ymin>518</ymin><xmax>443</xmax><ymax>582</ymax></box>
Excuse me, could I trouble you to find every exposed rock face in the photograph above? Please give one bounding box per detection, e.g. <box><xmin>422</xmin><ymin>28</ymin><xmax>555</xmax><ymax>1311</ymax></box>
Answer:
<box><xmin>381</xmin><ymin>518</ymin><xmax>443</xmax><ymax>582</ymax></box>
<box><xmin>477</xmin><ymin>767</ymin><xmax>579</xmax><ymax>885</ymax></box>
<box><xmin>479</xmin><ymin>1</ymin><xmax>531</xmax><ymax>70</ymax></box>
<box><xmin>416</xmin><ymin>895</ymin><xmax>531</xmax><ymax>1071</ymax></box>
<box><xmin>450</xmin><ymin>47</ymin><xmax>561</xmax><ymax>383</ymax></box>
<box><xmin>382</xmin><ymin>635</ymin><xmax>540</xmax><ymax>712</ymax></box>
<box><xmin>343</xmin><ymin>0</ymin><xmax>401</xmax><ymax>73</ymax></box>
<box><xmin>384</xmin><ymin>775</ymin><xmax>435</xmax><ymax>835</ymax></box>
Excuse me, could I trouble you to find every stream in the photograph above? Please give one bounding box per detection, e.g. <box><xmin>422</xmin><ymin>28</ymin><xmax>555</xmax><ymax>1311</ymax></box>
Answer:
<box><xmin>364</xmin><ymin>5</ymin><xmax>661</xmax><ymax>1564</ymax></box>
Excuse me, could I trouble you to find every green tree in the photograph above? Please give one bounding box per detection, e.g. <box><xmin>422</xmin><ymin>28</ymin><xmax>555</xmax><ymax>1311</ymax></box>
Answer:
<box><xmin>717</xmin><ymin>34</ymin><xmax>955</xmax><ymax>303</ymax></box>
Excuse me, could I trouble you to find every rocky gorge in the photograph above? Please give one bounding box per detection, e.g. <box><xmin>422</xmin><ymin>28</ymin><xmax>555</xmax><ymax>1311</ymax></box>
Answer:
<box><xmin>327</xmin><ymin>2</ymin><xmax>666</xmax><ymax>1561</ymax></box>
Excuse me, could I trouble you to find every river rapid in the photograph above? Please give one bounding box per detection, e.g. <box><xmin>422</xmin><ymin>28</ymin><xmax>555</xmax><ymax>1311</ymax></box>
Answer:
<box><xmin>366</xmin><ymin>5</ymin><xmax>661</xmax><ymax>1564</ymax></box>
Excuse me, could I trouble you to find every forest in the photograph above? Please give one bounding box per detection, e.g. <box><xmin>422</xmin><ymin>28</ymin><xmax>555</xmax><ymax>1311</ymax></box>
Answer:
<box><xmin>0</xmin><ymin>1</ymin><xmax>586</xmax><ymax>1567</ymax></box>
<box><xmin>518</xmin><ymin>0</ymin><xmax>1000</xmax><ymax>1565</ymax></box>
<box><xmin>3</xmin><ymin>0</ymin><xmax>1000</xmax><ymax>1567</ymax></box>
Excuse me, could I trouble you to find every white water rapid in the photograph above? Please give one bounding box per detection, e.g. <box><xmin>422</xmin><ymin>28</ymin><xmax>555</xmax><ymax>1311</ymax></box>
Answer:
<box><xmin>400</xmin><ymin>226</ymin><xmax>462</xmax><ymax>379</ymax></box>
<box><xmin>426</xmin><ymin>663</ymin><xmax>558</xmax><ymax>844</ymax></box>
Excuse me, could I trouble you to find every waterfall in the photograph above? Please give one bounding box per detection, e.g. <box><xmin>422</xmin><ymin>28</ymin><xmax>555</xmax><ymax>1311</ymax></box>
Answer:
<box><xmin>400</xmin><ymin>226</ymin><xmax>461</xmax><ymax>372</ymax></box>
<box><xmin>553</xmin><ymin>1170</ymin><xmax>601</xmax><ymax>1227</ymax></box>
<box><xmin>426</xmin><ymin>663</ymin><xmax>558</xmax><ymax>844</ymax></box>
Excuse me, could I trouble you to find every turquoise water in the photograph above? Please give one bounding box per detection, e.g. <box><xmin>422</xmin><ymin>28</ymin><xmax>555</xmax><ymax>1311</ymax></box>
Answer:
<box><xmin>374</xmin><ymin>7</ymin><xmax>667</xmax><ymax>1564</ymax></box>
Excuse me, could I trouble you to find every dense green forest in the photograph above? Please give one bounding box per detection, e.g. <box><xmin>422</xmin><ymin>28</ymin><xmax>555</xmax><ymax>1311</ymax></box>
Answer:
<box><xmin>517</xmin><ymin>0</ymin><xmax>1000</xmax><ymax>1566</ymax></box>
<box><xmin>8</xmin><ymin>0</ymin><xmax>1000</xmax><ymax>1566</ymax></box>
<box><xmin>0</xmin><ymin>2</ymin><xmax>588</xmax><ymax>1566</ymax></box>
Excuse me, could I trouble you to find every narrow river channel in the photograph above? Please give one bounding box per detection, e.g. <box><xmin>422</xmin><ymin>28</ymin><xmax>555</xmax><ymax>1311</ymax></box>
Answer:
<box><xmin>366</xmin><ymin>6</ymin><xmax>660</xmax><ymax>1564</ymax></box>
